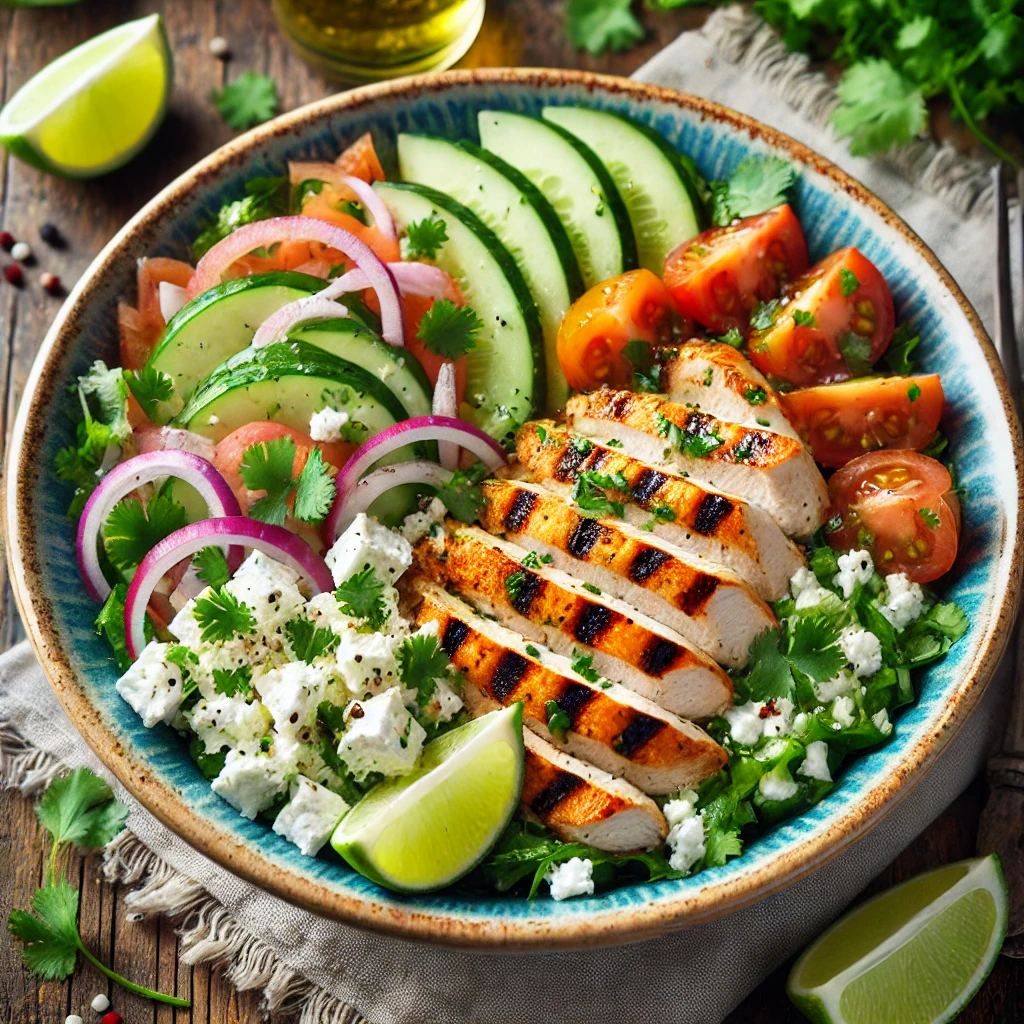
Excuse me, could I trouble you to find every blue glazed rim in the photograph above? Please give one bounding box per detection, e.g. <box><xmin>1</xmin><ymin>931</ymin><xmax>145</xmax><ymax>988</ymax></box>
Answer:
<box><xmin>5</xmin><ymin>69</ymin><xmax>1023</xmax><ymax>951</ymax></box>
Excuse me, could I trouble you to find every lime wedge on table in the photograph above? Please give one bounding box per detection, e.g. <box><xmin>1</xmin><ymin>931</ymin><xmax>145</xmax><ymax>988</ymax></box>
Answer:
<box><xmin>788</xmin><ymin>855</ymin><xmax>1007</xmax><ymax>1024</ymax></box>
<box><xmin>332</xmin><ymin>704</ymin><xmax>524</xmax><ymax>893</ymax></box>
<box><xmin>0</xmin><ymin>14</ymin><xmax>172</xmax><ymax>178</ymax></box>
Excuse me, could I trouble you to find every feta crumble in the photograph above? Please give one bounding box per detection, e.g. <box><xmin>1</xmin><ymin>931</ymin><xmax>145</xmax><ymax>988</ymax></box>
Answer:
<box><xmin>797</xmin><ymin>740</ymin><xmax>832</xmax><ymax>782</ymax></box>
<box><xmin>272</xmin><ymin>775</ymin><xmax>349</xmax><ymax>855</ymax></box>
<box><xmin>326</xmin><ymin>513</ymin><xmax>413</xmax><ymax>588</ymax></box>
<box><xmin>872</xmin><ymin>708</ymin><xmax>894</xmax><ymax>736</ymax></box>
<box><xmin>759</xmin><ymin>766</ymin><xmax>798</xmax><ymax>802</ymax></box>
<box><xmin>258</xmin><ymin>661</ymin><xmax>329</xmax><ymax>738</ymax></box>
<box><xmin>880</xmin><ymin>573</ymin><xmax>926</xmax><ymax>629</ymax></box>
<box><xmin>115</xmin><ymin>641</ymin><xmax>183</xmax><ymax>728</ymax></box>
<box><xmin>211</xmin><ymin>747</ymin><xmax>291</xmax><ymax>819</ymax></box>
<box><xmin>309</xmin><ymin>407</ymin><xmax>351</xmax><ymax>443</ymax></box>
<box><xmin>400</xmin><ymin>497</ymin><xmax>448</xmax><ymax>547</ymax></box>
<box><xmin>545</xmin><ymin>857</ymin><xmax>595</xmax><ymax>901</ymax></box>
<box><xmin>839</xmin><ymin>627</ymin><xmax>883</xmax><ymax>678</ymax></box>
<box><xmin>724</xmin><ymin>698</ymin><xmax>793</xmax><ymax>746</ymax></box>
<box><xmin>831</xmin><ymin>695</ymin><xmax>857</xmax><ymax>728</ymax></box>
<box><xmin>336</xmin><ymin>687</ymin><xmax>426</xmax><ymax>781</ymax></box>
<box><xmin>813</xmin><ymin>670</ymin><xmax>858</xmax><ymax>703</ymax></box>
<box><xmin>225</xmin><ymin>551</ymin><xmax>306</xmax><ymax>647</ymax></box>
<box><xmin>789</xmin><ymin>566</ymin><xmax>836</xmax><ymax>610</ymax></box>
<box><xmin>834</xmin><ymin>549</ymin><xmax>873</xmax><ymax>599</ymax></box>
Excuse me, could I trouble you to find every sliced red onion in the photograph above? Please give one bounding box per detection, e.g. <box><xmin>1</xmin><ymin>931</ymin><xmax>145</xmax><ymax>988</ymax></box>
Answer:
<box><xmin>289</xmin><ymin>161</ymin><xmax>396</xmax><ymax>242</ymax></box>
<box><xmin>433</xmin><ymin>364</ymin><xmax>459</xmax><ymax>470</ymax></box>
<box><xmin>159</xmin><ymin>281</ymin><xmax>187</xmax><ymax>323</ymax></box>
<box><xmin>77</xmin><ymin>451</ymin><xmax>242</xmax><ymax>604</ymax></box>
<box><xmin>329</xmin><ymin>460</ymin><xmax>454</xmax><ymax>540</ymax></box>
<box><xmin>329</xmin><ymin>261</ymin><xmax>456</xmax><ymax>302</ymax></box>
<box><xmin>185</xmin><ymin>216</ymin><xmax>403</xmax><ymax>346</ymax></box>
<box><xmin>125</xmin><ymin>517</ymin><xmax>334</xmax><ymax>660</ymax></box>
<box><xmin>252</xmin><ymin>295</ymin><xmax>350</xmax><ymax>349</ymax></box>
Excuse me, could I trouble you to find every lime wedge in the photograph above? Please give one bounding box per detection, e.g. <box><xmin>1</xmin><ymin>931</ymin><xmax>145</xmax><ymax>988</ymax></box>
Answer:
<box><xmin>788</xmin><ymin>854</ymin><xmax>1008</xmax><ymax>1024</ymax></box>
<box><xmin>0</xmin><ymin>14</ymin><xmax>172</xmax><ymax>178</ymax></box>
<box><xmin>332</xmin><ymin>704</ymin><xmax>524</xmax><ymax>893</ymax></box>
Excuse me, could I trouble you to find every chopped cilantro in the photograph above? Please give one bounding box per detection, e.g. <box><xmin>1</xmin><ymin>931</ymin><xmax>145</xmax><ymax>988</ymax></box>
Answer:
<box><xmin>436</xmin><ymin>468</ymin><xmax>485</xmax><ymax>523</ymax></box>
<box><xmin>416</xmin><ymin>299</ymin><xmax>483</xmax><ymax>359</ymax></box>
<box><xmin>582</xmin><ymin>582</ymin><xmax>601</xmax><ymax>595</ymax></box>
<box><xmin>398</xmin><ymin>632</ymin><xmax>451</xmax><ymax>705</ymax></box>
<box><xmin>702</xmin><ymin>367</ymin><xmax>714</xmax><ymax>386</ymax></box>
<box><xmin>570</xmin><ymin>473</ymin><xmax>624</xmax><ymax>519</ymax></box>
<box><xmin>606</xmin><ymin>438</ymin><xmax>623</xmax><ymax>448</ymax></box>
<box><xmin>212</xmin><ymin>72</ymin><xmax>279</xmax><ymax>130</ymax></box>
<box><xmin>792</xmin><ymin>309</ymin><xmax>816</xmax><ymax>327</ymax></box>
<box><xmin>744</xmin><ymin>385</ymin><xmax>768</xmax><ymax>406</ymax></box>
<box><xmin>710</xmin><ymin>156</ymin><xmax>796</xmax><ymax>226</ymax></box>
<box><xmin>521</xmin><ymin>551</ymin><xmax>548</xmax><ymax>570</ymax></box>
<box><xmin>402</xmin><ymin>213</ymin><xmax>448</xmax><ymax>260</ymax></box>
<box><xmin>240</xmin><ymin>438</ymin><xmax>335</xmax><ymax>526</ymax></box>
<box><xmin>570</xmin><ymin>649</ymin><xmax>601</xmax><ymax>684</ymax></box>
<box><xmin>285</xmin><ymin>618</ymin><xmax>340</xmax><ymax>664</ymax></box>
<box><xmin>192</xmin><ymin>175</ymin><xmax>288</xmax><ymax>258</ymax></box>
<box><xmin>907</xmin><ymin>382</ymin><xmax>921</xmax><ymax>403</ymax></box>
<box><xmin>124</xmin><ymin>366</ymin><xmax>175</xmax><ymax>422</ymax></box>
<box><xmin>838</xmin><ymin>332</ymin><xmax>874</xmax><ymax>376</ymax></box>
<box><xmin>545</xmin><ymin>699</ymin><xmax>572</xmax><ymax>742</ymax></box>
<box><xmin>882</xmin><ymin>324</ymin><xmax>920</xmax><ymax>375</ymax></box>
<box><xmin>919</xmin><ymin>507</ymin><xmax>941</xmax><ymax>528</ymax></box>
<box><xmin>103</xmin><ymin>493</ymin><xmax>189</xmax><ymax>573</ymax></box>
<box><xmin>718</xmin><ymin>328</ymin><xmax>744</xmax><ymax>349</ymax></box>
<box><xmin>193</xmin><ymin>587</ymin><xmax>255</xmax><ymax>643</ymax></box>
<box><xmin>570</xmin><ymin>436</ymin><xmax>595</xmax><ymax>456</ymax></box>
<box><xmin>335</xmin><ymin>566</ymin><xmax>389</xmax><ymax>630</ymax></box>
<box><xmin>749</xmin><ymin>299</ymin><xmax>783</xmax><ymax>332</ymax></box>
<box><xmin>525</xmin><ymin>644</ymin><xmax>541</xmax><ymax>659</ymax></box>
<box><xmin>193</xmin><ymin>546</ymin><xmax>231</xmax><ymax>588</ymax></box>
<box><xmin>505</xmin><ymin>569</ymin><xmax>529</xmax><ymax>601</ymax></box>
<box><xmin>656</xmin><ymin>411</ymin><xmax>723</xmax><ymax>459</ymax></box>
<box><xmin>212</xmin><ymin>666</ymin><xmax>253</xmax><ymax>699</ymax></box>
<box><xmin>840</xmin><ymin>268</ymin><xmax>860</xmax><ymax>297</ymax></box>
<box><xmin>640</xmin><ymin>505</ymin><xmax>675</xmax><ymax>531</ymax></box>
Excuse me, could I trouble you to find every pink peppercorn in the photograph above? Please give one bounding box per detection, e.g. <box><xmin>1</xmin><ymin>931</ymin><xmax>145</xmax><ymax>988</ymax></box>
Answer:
<box><xmin>100</xmin><ymin>1013</ymin><xmax>122</xmax><ymax>1024</ymax></box>
<box><xmin>3</xmin><ymin>264</ymin><xmax>23</xmax><ymax>287</ymax></box>
<box><xmin>0</xmin><ymin>231</ymin><xmax>13</xmax><ymax>251</ymax></box>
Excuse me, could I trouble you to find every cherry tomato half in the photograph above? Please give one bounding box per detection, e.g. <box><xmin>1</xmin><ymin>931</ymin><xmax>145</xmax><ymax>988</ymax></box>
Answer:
<box><xmin>747</xmin><ymin>247</ymin><xmax>895</xmax><ymax>387</ymax></box>
<box><xmin>782</xmin><ymin>375</ymin><xmax>944</xmax><ymax>468</ymax></box>
<box><xmin>826</xmin><ymin>450</ymin><xmax>959</xmax><ymax>583</ymax></box>
<box><xmin>662</xmin><ymin>205</ymin><xmax>808</xmax><ymax>335</ymax></box>
<box><xmin>556</xmin><ymin>269</ymin><xmax>672</xmax><ymax>392</ymax></box>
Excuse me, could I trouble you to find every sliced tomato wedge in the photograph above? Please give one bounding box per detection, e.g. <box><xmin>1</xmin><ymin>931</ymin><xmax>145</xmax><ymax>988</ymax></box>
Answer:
<box><xmin>826</xmin><ymin>449</ymin><xmax>959</xmax><ymax>583</ymax></box>
<box><xmin>782</xmin><ymin>375</ymin><xmax>944</xmax><ymax>468</ymax></box>
<box><xmin>556</xmin><ymin>269</ymin><xmax>672</xmax><ymax>392</ymax></box>
<box><xmin>335</xmin><ymin>132</ymin><xmax>386</xmax><ymax>184</ymax></box>
<box><xmin>662</xmin><ymin>205</ymin><xmax>808</xmax><ymax>335</ymax></box>
<box><xmin>120</xmin><ymin>257</ymin><xmax>195</xmax><ymax>370</ymax></box>
<box><xmin>747</xmin><ymin>246</ymin><xmax>895</xmax><ymax>387</ymax></box>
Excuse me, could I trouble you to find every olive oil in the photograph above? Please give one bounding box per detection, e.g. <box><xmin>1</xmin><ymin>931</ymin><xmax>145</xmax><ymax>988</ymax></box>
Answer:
<box><xmin>273</xmin><ymin>0</ymin><xmax>485</xmax><ymax>81</ymax></box>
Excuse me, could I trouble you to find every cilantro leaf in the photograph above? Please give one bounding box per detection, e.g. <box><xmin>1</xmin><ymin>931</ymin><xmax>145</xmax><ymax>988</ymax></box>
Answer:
<box><xmin>402</xmin><ymin>213</ymin><xmax>448</xmax><ymax>260</ymax></box>
<box><xmin>240</xmin><ymin>438</ymin><xmax>296</xmax><ymax>526</ymax></box>
<box><xmin>744</xmin><ymin>385</ymin><xmax>768</xmax><ymax>405</ymax></box>
<box><xmin>294</xmin><ymin>447</ymin><xmax>337</xmax><ymax>524</ymax></box>
<box><xmin>881</xmin><ymin>324</ymin><xmax>920</xmax><ymax>375</ymax></box>
<box><xmin>545</xmin><ymin>699</ymin><xmax>572</xmax><ymax>742</ymax></box>
<box><xmin>919</xmin><ymin>506</ymin><xmax>941</xmax><ymax>528</ymax></box>
<box><xmin>570</xmin><ymin>649</ymin><xmax>601</xmax><ymax>684</ymax></box>
<box><xmin>212</xmin><ymin>666</ymin><xmax>254</xmax><ymax>699</ymax></box>
<box><xmin>566</xmin><ymin>0</ymin><xmax>644</xmax><ymax>56</ymax></box>
<box><xmin>285</xmin><ymin>618</ymin><xmax>340</xmax><ymax>664</ymax></box>
<box><xmin>640</xmin><ymin>505</ymin><xmax>675</xmax><ymax>531</ymax></box>
<box><xmin>398</xmin><ymin>632</ymin><xmax>451</xmax><ymax>704</ymax></box>
<box><xmin>36</xmin><ymin>768</ymin><xmax>128</xmax><ymax>851</ymax></box>
<box><xmin>335</xmin><ymin>566</ymin><xmax>390</xmax><ymax>630</ymax></box>
<box><xmin>94</xmin><ymin>585</ymin><xmax>131</xmax><ymax>673</ymax></box>
<box><xmin>124</xmin><ymin>365</ymin><xmax>175</xmax><ymax>423</ymax></box>
<box><xmin>416</xmin><ymin>299</ymin><xmax>483</xmax><ymax>360</ymax></box>
<box><xmin>77</xmin><ymin>361</ymin><xmax>131</xmax><ymax>441</ymax></box>
<box><xmin>212</xmin><ymin>72</ymin><xmax>279</xmax><ymax>130</ymax></box>
<box><xmin>840</xmin><ymin>268</ymin><xmax>860</xmax><ymax>298</ymax></box>
<box><xmin>718</xmin><ymin>327</ymin><xmax>744</xmax><ymax>349</ymax></box>
<box><xmin>505</xmin><ymin>569</ymin><xmax>529</xmax><ymax>601</ymax></box>
<box><xmin>711</xmin><ymin>156</ymin><xmax>796</xmax><ymax>226</ymax></box>
<box><xmin>193</xmin><ymin>546</ymin><xmax>231</xmax><ymax>588</ymax></box>
<box><xmin>793</xmin><ymin>309</ymin><xmax>816</xmax><ymax>327</ymax></box>
<box><xmin>193</xmin><ymin>587</ymin><xmax>255</xmax><ymax>643</ymax></box>
<box><xmin>102</xmin><ymin>493</ymin><xmax>188</xmax><ymax>572</ymax></box>
<box><xmin>656</xmin><ymin>410</ymin><xmax>723</xmax><ymax>459</ymax></box>
<box><xmin>838</xmin><ymin>332</ymin><xmax>874</xmax><ymax>376</ymax></box>
<box><xmin>9</xmin><ymin>879</ymin><xmax>80</xmax><ymax>980</ymax></box>
<box><xmin>786</xmin><ymin>614</ymin><xmax>845</xmax><ymax>682</ymax></box>
<box><xmin>570</xmin><ymin>473</ymin><xmax>624</xmax><ymax>519</ymax></box>
<box><xmin>702</xmin><ymin>825</ymin><xmax>743</xmax><ymax>869</ymax></box>
<box><xmin>436</xmin><ymin>469</ymin><xmax>485</xmax><ymax>523</ymax></box>
<box><xmin>832</xmin><ymin>59</ymin><xmax>927</xmax><ymax>155</ymax></box>
<box><xmin>749</xmin><ymin>299</ymin><xmax>783</xmax><ymax>332</ymax></box>
<box><xmin>738</xmin><ymin>629</ymin><xmax>795</xmax><ymax>703</ymax></box>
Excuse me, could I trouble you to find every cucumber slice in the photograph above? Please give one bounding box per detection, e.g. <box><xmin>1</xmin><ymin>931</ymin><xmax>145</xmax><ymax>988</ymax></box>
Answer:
<box><xmin>374</xmin><ymin>180</ymin><xmax>543</xmax><ymax>441</ymax></box>
<box><xmin>477</xmin><ymin>110</ymin><xmax>637</xmax><ymax>289</ymax></box>
<box><xmin>146</xmin><ymin>271</ymin><xmax>326</xmax><ymax>412</ymax></box>
<box><xmin>542</xmin><ymin>107</ymin><xmax>703</xmax><ymax>273</ymax></box>
<box><xmin>289</xmin><ymin>318</ymin><xmax>433</xmax><ymax>420</ymax></box>
<box><xmin>397</xmin><ymin>133</ymin><xmax>582</xmax><ymax>413</ymax></box>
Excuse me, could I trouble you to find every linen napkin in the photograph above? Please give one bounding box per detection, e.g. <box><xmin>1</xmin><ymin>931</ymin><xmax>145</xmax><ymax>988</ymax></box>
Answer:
<box><xmin>0</xmin><ymin>9</ymin><xmax>1011</xmax><ymax>1023</ymax></box>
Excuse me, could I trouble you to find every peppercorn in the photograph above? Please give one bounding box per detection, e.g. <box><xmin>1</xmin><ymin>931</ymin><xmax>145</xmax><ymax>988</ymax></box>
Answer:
<box><xmin>0</xmin><ymin>231</ymin><xmax>13</xmax><ymax>251</ymax></box>
<box><xmin>100</xmin><ymin>1012</ymin><xmax>122</xmax><ymax>1024</ymax></box>
<box><xmin>39</xmin><ymin>222</ymin><xmax>66</xmax><ymax>248</ymax></box>
<box><xmin>10</xmin><ymin>240</ymin><xmax>31</xmax><ymax>262</ymax></box>
<box><xmin>40</xmin><ymin>271</ymin><xmax>63</xmax><ymax>296</ymax></box>
<box><xmin>3</xmin><ymin>264</ymin><xmax>23</xmax><ymax>286</ymax></box>
<box><xmin>91</xmin><ymin>993</ymin><xmax>111</xmax><ymax>1012</ymax></box>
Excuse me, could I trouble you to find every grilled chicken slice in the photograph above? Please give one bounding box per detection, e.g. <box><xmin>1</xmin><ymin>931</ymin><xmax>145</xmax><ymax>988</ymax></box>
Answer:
<box><xmin>565</xmin><ymin>390</ymin><xmax>829</xmax><ymax>538</ymax></box>
<box><xmin>517</xmin><ymin>421</ymin><xmax>803</xmax><ymax>600</ymax></box>
<box><xmin>414</xmin><ymin>523</ymin><xmax>732</xmax><ymax>719</ymax></box>
<box><xmin>412</xmin><ymin>581</ymin><xmax>727</xmax><ymax>794</ymax></box>
<box><xmin>521</xmin><ymin>728</ymin><xmax>667</xmax><ymax>852</ymax></box>
<box><xmin>658</xmin><ymin>341</ymin><xmax>797</xmax><ymax>438</ymax></box>
<box><xmin>479</xmin><ymin>478</ymin><xmax>776</xmax><ymax>668</ymax></box>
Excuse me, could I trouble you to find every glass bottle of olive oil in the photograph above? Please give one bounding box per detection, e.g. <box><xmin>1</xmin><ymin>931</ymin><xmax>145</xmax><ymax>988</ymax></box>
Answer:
<box><xmin>273</xmin><ymin>0</ymin><xmax>485</xmax><ymax>81</ymax></box>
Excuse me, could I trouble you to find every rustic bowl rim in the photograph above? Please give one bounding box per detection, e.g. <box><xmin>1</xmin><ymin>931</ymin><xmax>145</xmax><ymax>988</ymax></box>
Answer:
<box><xmin>5</xmin><ymin>66</ymin><xmax>1022</xmax><ymax>951</ymax></box>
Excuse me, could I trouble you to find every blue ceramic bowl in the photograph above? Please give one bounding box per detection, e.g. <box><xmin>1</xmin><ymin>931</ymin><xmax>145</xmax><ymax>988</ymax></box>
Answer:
<box><xmin>6</xmin><ymin>69</ymin><xmax>1022</xmax><ymax>949</ymax></box>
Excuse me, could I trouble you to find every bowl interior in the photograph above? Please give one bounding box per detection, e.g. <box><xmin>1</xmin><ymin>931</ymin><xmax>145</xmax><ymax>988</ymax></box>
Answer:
<box><xmin>8</xmin><ymin>70</ymin><xmax>1020</xmax><ymax>947</ymax></box>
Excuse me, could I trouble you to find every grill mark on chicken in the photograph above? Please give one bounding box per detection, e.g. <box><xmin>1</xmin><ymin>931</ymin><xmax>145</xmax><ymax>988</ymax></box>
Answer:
<box><xmin>557</xmin><ymin>682</ymin><xmax>597</xmax><ymax>725</ymax></box>
<box><xmin>510</xmin><ymin>571</ymin><xmax>544</xmax><ymax>615</ymax></box>
<box><xmin>504</xmin><ymin>489</ymin><xmax>537</xmax><ymax>532</ymax></box>
<box><xmin>492</xmin><ymin>651</ymin><xmax>529</xmax><ymax>701</ymax></box>
<box><xmin>441</xmin><ymin>619</ymin><xmax>470</xmax><ymax>657</ymax></box>
<box><xmin>629</xmin><ymin>547</ymin><xmax>672</xmax><ymax>583</ymax></box>
<box><xmin>680</xmin><ymin>574</ymin><xmax>720</xmax><ymax>615</ymax></box>
<box><xmin>573</xmin><ymin>603</ymin><xmax>614</xmax><ymax>646</ymax></box>
<box><xmin>568</xmin><ymin>517</ymin><xmax>603</xmax><ymax>558</ymax></box>
<box><xmin>630</xmin><ymin>468</ymin><xmax>667</xmax><ymax>505</ymax></box>
<box><xmin>614</xmin><ymin>715</ymin><xmax>666</xmax><ymax>757</ymax></box>
<box><xmin>693</xmin><ymin>493</ymin><xmax>735</xmax><ymax>536</ymax></box>
<box><xmin>530</xmin><ymin>771</ymin><xmax>585</xmax><ymax>817</ymax></box>
<box><xmin>640</xmin><ymin>638</ymin><xmax>684</xmax><ymax>678</ymax></box>
<box><xmin>555</xmin><ymin>443</ymin><xmax>587</xmax><ymax>482</ymax></box>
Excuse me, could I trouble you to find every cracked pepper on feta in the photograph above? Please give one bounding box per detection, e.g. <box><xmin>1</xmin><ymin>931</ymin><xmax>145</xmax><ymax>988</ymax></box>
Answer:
<box><xmin>114</xmin><ymin>512</ymin><xmax>464</xmax><ymax>857</ymax></box>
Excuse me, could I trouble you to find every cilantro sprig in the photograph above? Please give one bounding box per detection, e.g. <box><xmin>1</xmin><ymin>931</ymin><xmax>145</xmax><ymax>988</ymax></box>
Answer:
<box><xmin>103</xmin><ymin>493</ymin><xmax>188</xmax><ymax>573</ymax></box>
<box><xmin>416</xmin><ymin>299</ymin><xmax>483</xmax><ymax>359</ymax></box>
<box><xmin>335</xmin><ymin>566</ymin><xmax>390</xmax><ymax>630</ymax></box>
<box><xmin>398</xmin><ymin>632</ymin><xmax>452</xmax><ymax>705</ymax></box>
<box><xmin>9</xmin><ymin>768</ymin><xmax>188</xmax><ymax>1005</ymax></box>
<box><xmin>212</xmin><ymin>72</ymin><xmax>279</xmax><ymax>131</ymax></box>
<box><xmin>239</xmin><ymin>438</ymin><xmax>337</xmax><ymax>526</ymax></box>
<box><xmin>710</xmin><ymin>156</ymin><xmax>796</xmax><ymax>226</ymax></box>
<box><xmin>286</xmin><ymin>618</ymin><xmax>340</xmax><ymax>664</ymax></box>
<box><xmin>402</xmin><ymin>213</ymin><xmax>448</xmax><ymax>260</ymax></box>
<box><xmin>193</xmin><ymin>587</ymin><xmax>255</xmax><ymax>643</ymax></box>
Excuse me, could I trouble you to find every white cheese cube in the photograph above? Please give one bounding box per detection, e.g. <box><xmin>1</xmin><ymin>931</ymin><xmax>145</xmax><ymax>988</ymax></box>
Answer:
<box><xmin>423</xmin><ymin>677</ymin><xmax>463</xmax><ymax>723</ymax></box>
<box><xmin>335</xmin><ymin>630</ymin><xmax>403</xmax><ymax>698</ymax></box>
<box><xmin>309</xmin><ymin>407</ymin><xmax>351</xmax><ymax>443</ymax></box>
<box><xmin>225</xmin><ymin>551</ymin><xmax>306</xmax><ymax>647</ymax></box>
<box><xmin>272</xmin><ymin>775</ymin><xmax>350</xmax><ymax>856</ymax></box>
<box><xmin>258</xmin><ymin>661</ymin><xmax>328</xmax><ymax>737</ymax></box>
<box><xmin>168</xmin><ymin>595</ymin><xmax>206</xmax><ymax>648</ymax></box>
<box><xmin>545</xmin><ymin>857</ymin><xmax>595</xmax><ymax>900</ymax></box>
<box><xmin>831</xmin><ymin>695</ymin><xmax>857</xmax><ymax>728</ymax></box>
<box><xmin>666</xmin><ymin>813</ymin><xmax>706</xmax><ymax>873</ymax></box>
<box><xmin>186</xmin><ymin>693</ymin><xmax>270</xmax><ymax>755</ymax></box>
<box><xmin>789</xmin><ymin>567</ymin><xmax>838</xmax><ymax>611</ymax></box>
<box><xmin>662</xmin><ymin>789</ymin><xmax>698</xmax><ymax>829</ymax></box>
<box><xmin>399</xmin><ymin>497</ymin><xmax>448</xmax><ymax>546</ymax></box>
<box><xmin>211</xmin><ymin>748</ymin><xmax>290</xmax><ymax>819</ymax></box>
<box><xmin>326</xmin><ymin>513</ymin><xmax>413</xmax><ymax>588</ymax></box>
<box><xmin>116</xmin><ymin>641</ymin><xmax>184</xmax><ymax>728</ymax></box>
<box><xmin>304</xmin><ymin>591</ymin><xmax>359</xmax><ymax>635</ymax></box>
<box><xmin>336</xmin><ymin>686</ymin><xmax>425</xmax><ymax>781</ymax></box>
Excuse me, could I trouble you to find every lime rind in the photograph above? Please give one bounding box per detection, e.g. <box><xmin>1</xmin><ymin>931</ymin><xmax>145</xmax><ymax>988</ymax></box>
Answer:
<box><xmin>787</xmin><ymin>854</ymin><xmax>1008</xmax><ymax>1024</ymax></box>
<box><xmin>0</xmin><ymin>14</ymin><xmax>172</xmax><ymax>179</ymax></box>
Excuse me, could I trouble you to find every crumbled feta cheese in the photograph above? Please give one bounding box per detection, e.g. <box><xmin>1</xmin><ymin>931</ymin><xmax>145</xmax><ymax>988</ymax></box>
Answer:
<box><xmin>545</xmin><ymin>857</ymin><xmax>595</xmax><ymax>900</ymax></box>
<box><xmin>872</xmin><ymin>708</ymin><xmax>893</xmax><ymax>736</ymax></box>
<box><xmin>759</xmin><ymin>766</ymin><xmax>799</xmax><ymax>802</ymax></box>
<box><xmin>831</xmin><ymin>695</ymin><xmax>857</xmax><ymax>728</ymax></box>
<box><xmin>839</xmin><ymin>627</ymin><xmax>883</xmax><ymax>678</ymax></box>
<box><xmin>211</xmin><ymin>747</ymin><xmax>290</xmax><ymax>819</ymax></box>
<box><xmin>189</xmin><ymin>640</ymin><xmax>258</xmax><ymax>699</ymax></box>
<box><xmin>335</xmin><ymin>630</ymin><xmax>404</xmax><ymax>698</ymax></box>
<box><xmin>116</xmin><ymin>641</ymin><xmax>183</xmax><ymax>728</ymax></box>
<box><xmin>814</xmin><ymin>669</ymin><xmax>858</xmax><ymax>703</ymax></box>
<box><xmin>272</xmin><ymin>775</ymin><xmax>349</xmax><ymax>856</ymax></box>
<box><xmin>326</xmin><ymin>513</ymin><xmax>413</xmax><ymax>588</ymax></box>
<box><xmin>186</xmin><ymin>693</ymin><xmax>270</xmax><ymax>755</ymax></box>
<box><xmin>662</xmin><ymin>789</ymin><xmax>698</xmax><ymax>829</ymax></box>
<box><xmin>258</xmin><ymin>661</ymin><xmax>329</xmax><ymax>737</ymax></box>
<box><xmin>789</xmin><ymin>566</ymin><xmax>836</xmax><ymax>610</ymax></box>
<box><xmin>336</xmin><ymin>687</ymin><xmax>426</xmax><ymax>781</ymax></box>
<box><xmin>225</xmin><ymin>551</ymin><xmax>306</xmax><ymax>647</ymax></box>
<box><xmin>667</xmin><ymin>813</ymin><xmax>706</xmax><ymax>873</ymax></box>
<box><xmin>168</xmin><ymin>597</ymin><xmax>204</xmax><ymax>648</ymax></box>
<box><xmin>761</xmin><ymin>697</ymin><xmax>794</xmax><ymax>738</ymax></box>
<box><xmin>834</xmin><ymin>549</ymin><xmax>873</xmax><ymax>599</ymax></box>
<box><xmin>400</xmin><ymin>497</ymin><xmax>448</xmax><ymax>547</ymax></box>
<box><xmin>422</xmin><ymin>677</ymin><xmax>463</xmax><ymax>722</ymax></box>
<box><xmin>723</xmin><ymin>701</ymin><xmax>767</xmax><ymax>746</ymax></box>
<box><xmin>798</xmin><ymin>740</ymin><xmax>832</xmax><ymax>782</ymax></box>
<box><xmin>880</xmin><ymin>573</ymin><xmax>926</xmax><ymax>629</ymax></box>
<box><xmin>755</xmin><ymin>737</ymin><xmax>789</xmax><ymax>762</ymax></box>
<box><xmin>309</xmin><ymin>407</ymin><xmax>351</xmax><ymax>443</ymax></box>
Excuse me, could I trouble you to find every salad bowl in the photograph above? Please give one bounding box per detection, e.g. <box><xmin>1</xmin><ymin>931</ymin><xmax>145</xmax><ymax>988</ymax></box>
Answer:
<box><xmin>4</xmin><ymin>67</ymin><xmax>1022</xmax><ymax>950</ymax></box>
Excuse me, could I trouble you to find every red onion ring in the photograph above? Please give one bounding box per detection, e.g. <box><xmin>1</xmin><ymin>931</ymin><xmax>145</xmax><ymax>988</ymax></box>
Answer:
<box><xmin>289</xmin><ymin>162</ymin><xmax>396</xmax><ymax>242</ymax></box>
<box><xmin>184</xmin><ymin>215</ymin><xmax>403</xmax><ymax>346</ymax></box>
<box><xmin>124</xmin><ymin>517</ymin><xmax>334</xmax><ymax>660</ymax></box>
<box><xmin>77</xmin><ymin>451</ymin><xmax>242</xmax><ymax>604</ymax></box>
<box><xmin>432</xmin><ymin>365</ymin><xmax>459</xmax><ymax>471</ymax></box>
<box><xmin>329</xmin><ymin>261</ymin><xmax>456</xmax><ymax>302</ymax></box>
<box><xmin>252</xmin><ymin>295</ymin><xmax>350</xmax><ymax>349</ymax></box>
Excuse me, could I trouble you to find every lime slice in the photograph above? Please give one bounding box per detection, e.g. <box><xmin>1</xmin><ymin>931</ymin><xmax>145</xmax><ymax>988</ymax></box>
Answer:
<box><xmin>0</xmin><ymin>14</ymin><xmax>172</xmax><ymax>178</ymax></box>
<box><xmin>332</xmin><ymin>704</ymin><xmax>524</xmax><ymax>893</ymax></box>
<box><xmin>788</xmin><ymin>854</ymin><xmax>1008</xmax><ymax>1024</ymax></box>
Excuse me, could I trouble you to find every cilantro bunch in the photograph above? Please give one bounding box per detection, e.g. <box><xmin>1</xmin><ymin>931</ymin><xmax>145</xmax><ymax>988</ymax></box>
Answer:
<box><xmin>8</xmin><ymin>768</ymin><xmax>188</xmax><ymax>1005</ymax></box>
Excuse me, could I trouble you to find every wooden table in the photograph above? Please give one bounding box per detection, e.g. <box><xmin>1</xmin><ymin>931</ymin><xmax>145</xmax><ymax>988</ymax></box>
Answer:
<box><xmin>0</xmin><ymin>1</ymin><xmax>1020</xmax><ymax>1020</ymax></box>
